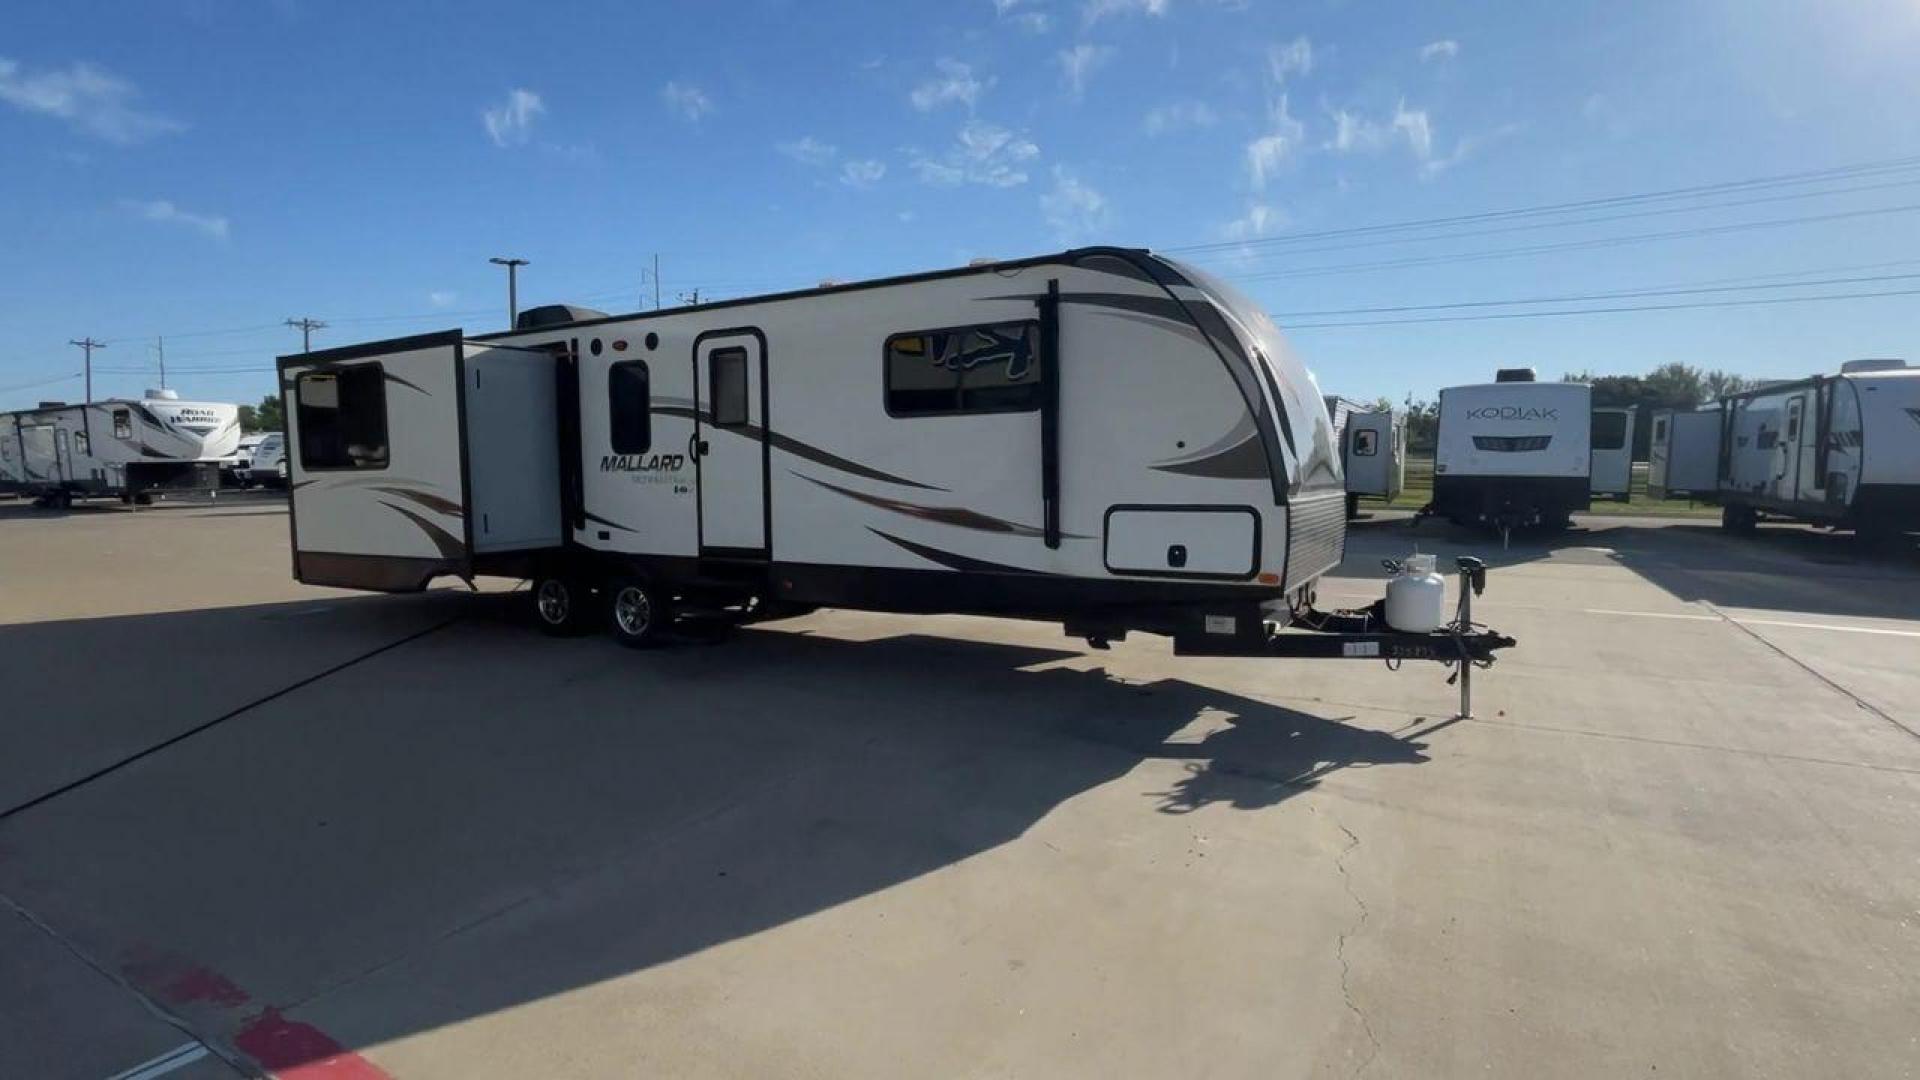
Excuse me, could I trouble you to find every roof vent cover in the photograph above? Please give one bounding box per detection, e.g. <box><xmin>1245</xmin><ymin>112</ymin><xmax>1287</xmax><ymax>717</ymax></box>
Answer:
<box><xmin>515</xmin><ymin>304</ymin><xmax>611</xmax><ymax>331</ymax></box>
<box><xmin>1495</xmin><ymin>367</ymin><xmax>1537</xmax><ymax>383</ymax></box>
<box><xmin>1840</xmin><ymin>357</ymin><xmax>1907</xmax><ymax>374</ymax></box>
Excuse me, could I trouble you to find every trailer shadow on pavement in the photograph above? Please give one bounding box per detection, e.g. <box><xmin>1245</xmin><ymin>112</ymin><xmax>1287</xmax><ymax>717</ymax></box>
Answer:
<box><xmin>0</xmin><ymin>590</ymin><xmax>1446</xmax><ymax>1074</ymax></box>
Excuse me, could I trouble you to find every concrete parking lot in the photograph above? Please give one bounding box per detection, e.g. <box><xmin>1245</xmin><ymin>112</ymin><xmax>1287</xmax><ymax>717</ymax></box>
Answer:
<box><xmin>2</xmin><ymin>497</ymin><xmax>1917</xmax><ymax>1079</ymax></box>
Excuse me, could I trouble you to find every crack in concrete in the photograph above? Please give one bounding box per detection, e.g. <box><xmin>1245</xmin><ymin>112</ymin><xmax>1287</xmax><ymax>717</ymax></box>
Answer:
<box><xmin>1331</xmin><ymin>820</ymin><xmax>1380</xmax><ymax>1078</ymax></box>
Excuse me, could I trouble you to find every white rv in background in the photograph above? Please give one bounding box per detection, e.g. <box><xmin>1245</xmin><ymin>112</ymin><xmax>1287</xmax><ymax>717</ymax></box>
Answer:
<box><xmin>279</xmin><ymin>248</ymin><xmax>1359</xmax><ymax>649</ymax></box>
<box><xmin>1649</xmin><ymin>359</ymin><xmax>1920</xmax><ymax>542</ymax></box>
<box><xmin>1430</xmin><ymin>370</ymin><xmax>1594</xmax><ymax>533</ymax></box>
<box><xmin>1323</xmin><ymin>396</ymin><xmax>1405</xmax><ymax>515</ymax></box>
<box><xmin>3</xmin><ymin>390</ymin><xmax>241</xmax><ymax>507</ymax></box>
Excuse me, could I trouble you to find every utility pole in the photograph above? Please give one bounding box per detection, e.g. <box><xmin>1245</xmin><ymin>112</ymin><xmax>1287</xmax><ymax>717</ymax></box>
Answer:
<box><xmin>490</xmin><ymin>256</ymin><xmax>529</xmax><ymax>325</ymax></box>
<box><xmin>69</xmin><ymin>338</ymin><xmax>104</xmax><ymax>403</ymax></box>
<box><xmin>678</xmin><ymin>287</ymin><xmax>703</xmax><ymax>306</ymax></box>
<box><xmin>155</xmin><ymin>336</ymin><xmax>166</xmax><ymax>388</ymax></box>
<box><xmin>653</xmin><ymin>253</ymin><xmax>661</xmax><ymax>310</ymax></box>
<box><xmin>285</xmin><ymin>317</ymin><xmax>326</xmax><ymax>353</ymax></box>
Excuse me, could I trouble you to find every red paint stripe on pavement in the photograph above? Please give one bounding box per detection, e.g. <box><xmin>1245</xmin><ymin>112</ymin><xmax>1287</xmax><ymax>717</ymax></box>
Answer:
<box><xmin>235</xmin><ymin>1007</ymin><xmax>391</xmax><ymax>1080</ymax></box>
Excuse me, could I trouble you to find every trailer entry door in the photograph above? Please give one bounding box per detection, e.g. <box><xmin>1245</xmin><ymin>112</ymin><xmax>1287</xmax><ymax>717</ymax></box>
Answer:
<box><xmin>693</xmin><ymin>331</ymin><xmax>769</xmax><ymax>557</ymax></box>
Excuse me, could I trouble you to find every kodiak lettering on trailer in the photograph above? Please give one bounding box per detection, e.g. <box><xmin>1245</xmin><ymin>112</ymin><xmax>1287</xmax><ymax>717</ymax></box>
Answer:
<box><xmin>1465</xmin><ymin>406</ymin><xmax>1559</xmax><ymax>421</ymax></box>
<box><xmin>601</xmin><ymin>453</ymin><xmax>687</xmax><ymax>473</ymax></box>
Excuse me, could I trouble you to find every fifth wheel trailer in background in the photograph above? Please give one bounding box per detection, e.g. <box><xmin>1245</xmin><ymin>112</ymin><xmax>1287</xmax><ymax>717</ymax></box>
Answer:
<box><xmin>2</xmin><ymin>390</ymin><xmax>241</xmax><ymax>507</ymax></box>
<box><xmin>1647</xmin><ymin>359</ymin><xmax>1920</xmax><ymax>541</ymax></box>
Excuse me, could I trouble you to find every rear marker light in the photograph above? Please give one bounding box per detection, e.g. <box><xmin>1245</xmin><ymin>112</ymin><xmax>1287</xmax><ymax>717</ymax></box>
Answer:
<box><xmin>1257</xmin><ymin>572</ymin><xmax>1280</xmax><ymax>585</ymax></box>
<box><xmin>613</xmin><ymin>339</ymin><xmax>628</xmax><ymax>351</ymax></box>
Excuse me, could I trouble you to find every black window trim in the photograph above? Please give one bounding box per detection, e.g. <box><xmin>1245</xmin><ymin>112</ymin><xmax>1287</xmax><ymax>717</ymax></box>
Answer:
<box><xmin>882</xmin><ymin>319</ymin><xmax>1045</xmax><ymax>419</ymax></box>
<box><xmin>295</xmin><ymin>361</ymin><xmax>391</xmax><ymax>473</ymax></box>
<box><xmin>608</xmin><ymin>357</ymin><xmax>654</xmax><ymax>454</ymax></box>
<box><xmin>708</xmin><ymin>346</ymin><xmax>751</xmax><ymax>428</ymax></box>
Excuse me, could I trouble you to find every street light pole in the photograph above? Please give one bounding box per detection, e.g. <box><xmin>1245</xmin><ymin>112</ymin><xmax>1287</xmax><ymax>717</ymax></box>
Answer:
<box><xmin>490</xmin><ymin>257</ymin><xmax>529</xmax><ymax>326</ymax></box>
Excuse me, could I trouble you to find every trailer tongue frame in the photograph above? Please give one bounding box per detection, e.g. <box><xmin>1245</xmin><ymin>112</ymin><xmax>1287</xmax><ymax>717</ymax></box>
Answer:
<box><xmin>1166</xmin><ymin>556</ymin><xmax>1516</xmax><ymax>720</ymax></box>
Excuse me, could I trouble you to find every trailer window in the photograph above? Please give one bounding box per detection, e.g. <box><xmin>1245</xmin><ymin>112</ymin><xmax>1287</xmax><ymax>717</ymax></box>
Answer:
<box><xmin>1352</xmin><ymin>428</ymin><xmax>1378</xmax><ymax>456</ymax></box>
<box><xmin>709</xmin><ymin>348</ymin><xmax>750</xmax><ymax>427</ymax></box>
<box><xmin>113</xmin><ymin>409</ymin><xmax>131</xmax><ymax>439</ymax></box>
<box><xmin>609</xmin><ymin>360</ymin><xmax>652</xmax><ymax>453</ymax></box>
<box><xmin>885</xmin><ymin>321</ymin><xmax>1042</xmax><ymax>416</ymax></box>
<box><xmin>296</xmin><ymin>365</ymin><xmax>389</xmax><ymax>470</ymax></box>
<box><xmin>1592</xmin><ymin>410</ymin><xmax>1628</xmax><ymax>451</ymax></box>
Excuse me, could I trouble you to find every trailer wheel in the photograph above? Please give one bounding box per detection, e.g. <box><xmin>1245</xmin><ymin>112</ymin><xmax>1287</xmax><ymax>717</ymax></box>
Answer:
<box><xmin>532</xmin><ymin>575</ymin><xmax>594</xmax><ymax>636</ymax></box>
<box><xmin>1721</xmin><ymin>504</ymin><xmax>1757</xmax><ymax>534</ymax></box>
<box><xmin>607</xmin><ymin>578</ymin><xmax>672</xmax><ymax>648</ymax></box>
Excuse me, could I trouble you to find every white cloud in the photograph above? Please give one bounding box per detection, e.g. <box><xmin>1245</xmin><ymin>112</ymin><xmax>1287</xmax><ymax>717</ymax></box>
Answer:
<box><xmin>908</xmin><ymin>121</ymin><xmax>1040</xmax><ymax>188</ymax></box>
<box><xmin>1012</xmin><ymin>11</ymin><xmax>1052</xmax><ymax>32</ymax></box>
<box><xmin>1244</xmin><ymin>95</ymin><xmax>1303</xmax><ymax>189</ymax></box>
<box><xmin>777</xmin><ymin>135</ymin><xmax>838</xmax><ymax>167</ymax></box>
<box><xmin>1222</xmin><ymin>203</ymin><xmax>1284</xmax><ymax>241</ymax></box>
<box><xmin>662</xmin><ymin>81</ymin><xmax>714</xmax><ymax>122</ymax></box>
<box><xmin>0</xmin><ymin>58</ymin><xmax>182</xmax><ymax>144</ymax></box>
<box><xmin>841</xmin><ymin>159</ymin><xmax>887</xmax><ymax>188</ymax></box>
<box><xmin>1266</xmin><ymin>37</ymin><xmax>1313</xmax><ymax>85</ymax></box>
<box><xmin>1083</xmin><ymin>0</ymin><xmax>1166</xmax><ymax>26</ymax></box>
<box><xmin>1040</xmin><ymin>166</ymin><xmax>1110</xmax><ymax>243</ymax></box>
<box><xmin>1419</xmin><ymin>39</ymin><xmax>1460</xmax><ymax>62</ymax></box>
<box><xmin>1326</xmin><ymin>99</ymin><xmax>1448</xmax><ymax>170</ymax></box>
<box><xmin>482</xmin><ymin>88</ymin><xmax>544</xmax><ymax>147</ymax></box>
<box><xmin>1143</xmin><ymin>100</ymin><xmax>1218</xmax><ymax>135</ymax></box>
<box><xmin>1058</xmin><ymin>44</ymin><xmax>1114</xmax><ymax>99</ymax></box>
<box><xmin>1391</xmin><ymin>102</ymin><xmax>1433</xmax><ymax>160</ymax></box>
<box><xmin>910</xmin><ymin>59</ymin><xmax>987</xmax><ymax>112</ymax></box>
<box><xmin>119</xmin><ymin>198</ymin><xmax>228</xmax><ymax>240</ymax></box>
<box><xmin>428</xmin><ymin>290</ymin><xmax>459</xmax><ymax>308</ymax></box>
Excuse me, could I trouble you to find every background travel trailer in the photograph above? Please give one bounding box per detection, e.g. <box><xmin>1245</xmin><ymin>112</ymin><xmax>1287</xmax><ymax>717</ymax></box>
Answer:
<box><xmin>1649</xmin><ymin>359</ymin><xmax>1920</xmax><ymax>540</ymax></box>
<box><xmin>2</xmin><ymin>390</ymin><xmax>240</xmax><ymax>506</ymax></box>
<box><xmin>278</xmin><ymin>248</ymin><xmax>1351</xmax><ymax>648</ymax></box>
<box><xmin>1431</xmin><ymin>372</ymin><xmax>1595</xmax><ymax>531</ymax></box>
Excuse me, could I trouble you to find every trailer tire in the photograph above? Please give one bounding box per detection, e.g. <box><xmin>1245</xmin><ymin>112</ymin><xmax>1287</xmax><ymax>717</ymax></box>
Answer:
<box><xmin>1721</xmin><ymin>504</ymin><xmax>1757</xmax><ymax>534</ymax></box>
<box><xmin>532</xmin><ymin>575</ymin><xmax>594</xmax><ymax>636</ymax></box>
<box><xmin>607</xmin><ymin>578</ymin><xmax>672</xmax><ymax>648</ymax></box>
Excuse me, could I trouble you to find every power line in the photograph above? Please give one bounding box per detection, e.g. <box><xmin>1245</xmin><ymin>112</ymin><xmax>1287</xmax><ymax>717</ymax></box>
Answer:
<box><xmin>1181</xmin><ymin>175</ymin><xmax>1920</xmax><ymax>269</ymax></box>
<box><xmin>1267</xmin><ymin>270</ymin><xmax>1920</xmax><ymax>319</ymax></box>
<box><xmin>1226</xmin><ymin>202</ymin><xmax>1920</xmax><ymax>282</ymax></box>
<box><xmin>1284</xmin><ymin>285</ymin><xmax>1920</xmax><ymax>330</ymax></box>
<box><xmin>0</xmin><ymin>372</ymin><xmax>80</xmax><ymax>395</ymax></box>
<box><xmin>285</xmin><ymin>317</ymin><xmax>326</xmax><ymax>353</ymax></box>
<box><xmin>1165</xmin><ymin>152</ymin><xmax>1920</xmax><ymax>255</ymax></box>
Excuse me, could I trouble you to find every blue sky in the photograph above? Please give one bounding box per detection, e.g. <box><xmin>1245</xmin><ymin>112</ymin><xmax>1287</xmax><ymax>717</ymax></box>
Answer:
<box><xmin>3</xmin><ymin>0</ymin><xmax>1919</xmax><ymax>412</ymax></box>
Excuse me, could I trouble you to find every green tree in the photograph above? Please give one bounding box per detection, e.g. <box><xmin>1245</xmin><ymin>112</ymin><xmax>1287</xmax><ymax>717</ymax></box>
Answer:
<box><xmin>253</xmin><ymin>393</ymin><xmax>284</xmax><ymax>432</ymax></box>
<box><xmin>237</xmin><ymin>403</ymin><xmax>258</xmax><ymax>431</ymax></box>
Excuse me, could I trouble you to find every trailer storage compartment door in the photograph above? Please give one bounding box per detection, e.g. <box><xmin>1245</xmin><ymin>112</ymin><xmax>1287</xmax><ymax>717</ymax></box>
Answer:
<box><xmin>1104</xmin><ymin>505</ymin><xmax>1259</xmax><ymax>580</ymax></box>
<box><xmin>282</xmin><ymin>330</ymin><xmax>558</xmax><ymax>592</ymax></box>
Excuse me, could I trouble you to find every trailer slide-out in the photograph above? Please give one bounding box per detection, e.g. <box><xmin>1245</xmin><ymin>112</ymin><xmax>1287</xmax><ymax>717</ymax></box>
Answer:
<box><xmin>280</xmin><ymin>248</ymin><xmax>1516</xmax><ymax>715</ymax></box>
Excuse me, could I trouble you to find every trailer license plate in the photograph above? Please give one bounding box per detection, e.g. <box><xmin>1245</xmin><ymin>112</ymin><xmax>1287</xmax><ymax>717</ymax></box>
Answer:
<box><xmin>1343</xmin><ymin>642</ymin><xmax>1381</xmax><ymax>657</ymax></box>
<box><xmin>1205</xmin><ymin>615</ymin><xmax>1236</xmax><ymax>635</ymax></box>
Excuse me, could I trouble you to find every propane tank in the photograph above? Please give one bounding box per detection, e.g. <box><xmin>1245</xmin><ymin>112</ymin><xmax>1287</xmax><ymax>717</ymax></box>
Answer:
<box><xmin>1385</xmin><ymin>552</ymin><xmax>1447</xmax><ymax>633</ymax></box>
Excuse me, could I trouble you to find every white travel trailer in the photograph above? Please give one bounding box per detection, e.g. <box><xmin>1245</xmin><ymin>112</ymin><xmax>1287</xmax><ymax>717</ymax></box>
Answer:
<box><xmin>279</xmin><ymin>248</ymin><xmax>1516</xmax><ymax>700</ymax></box>
<box><xmin>3</xmin><ymin>390</ymin><xmax>241</xmax><ymax>507</ymax></box>
<box><xmin>1649</xmin><ymin>359</ymin><xmax>1920</xmax><ymax>541</ymax></box>
<box><xmin>1429</xmin><ymin>371</ymin><xmax>1595</xmax><ymax>534</ymax></box>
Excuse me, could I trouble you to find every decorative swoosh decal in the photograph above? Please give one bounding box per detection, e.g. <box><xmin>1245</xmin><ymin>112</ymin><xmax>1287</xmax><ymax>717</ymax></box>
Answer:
<box><xmin>867</xmin><ymin>528</ymin><xmax>1052</xmax><ymax>575</ymax></box>
<box><xmin>584</xmin><ymin>510</ymin><xmax>638</xmax><ymax>533</ymax></box>
<box><xmin>380</xmin><ymin>501</ymin><xmax>466</xmax><ymax>561</ymax></box>
<box><xmin>370</xmin><ymin>485</ymin><xmax>465</xmax><ymax>518</ymax></box>
<box><xmin>652</xmin><ymin>401</ymin><xmax>946</xmax><ymax>491</ymax></box>
<box><xmin>795</xmin><ymin>471</ymin><xmax>1087</xmax><ymax>538</ymax></box>
<box><xmin>1148</xmin><ymin>434</ymin><xmax>1272</xmax><ymax>480</ymax></box>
